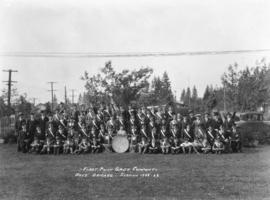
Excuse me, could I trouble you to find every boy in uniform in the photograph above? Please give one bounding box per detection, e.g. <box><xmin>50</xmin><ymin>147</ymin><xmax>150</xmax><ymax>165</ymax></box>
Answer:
<box><xmin>217</xmin><ymin>125</ymin><xmax>231</xmax><ymax>153</ymax></box>
<box><xmin>140</xmin><ymin>124</ymin><xmax>149</xmax><ymax>142</ymax></box>
<box><xmin>53</xmin><ymin>136</ymin><xmax>62</xmax><ymax>155</ymax></box>
<box><xmin>160</xmin><ymin>137</ymin><xmax>170</xmax><ymax>154</ymax></box>
<box><xmin>41</xmin><ymin>137</ymin><xmax>53</xmax><ymax>154</ymax></box>
<box><xmin>230</xmin><ymin>125</ymin><xmax>242</xmax><ymax>153</ymax></box>
<box><xmin>138</xmin><ymin>137</ymin><xmax>149</xmax><ymax>154</ymax></box>
<box><xmin>159</xmin><ymin>125</ymin><xmax>168</xmax><ymax>141</ymax></box>
<box><xmin>201</xmin><ymin>138</ymin><xmax>211</xmax><ymax>154</ymax></box>
<box><xmin>206</xmin><ymin>126</ymin><xmax>216</xmax><ymax>147</ymax></box>
<box><xmin>212</xmin><ymin>135</ymin><xmax>225</xmax><ymax>154</ymax></box>
<box><xmin>18</xmin><ymin>123</ymin><xmax>32</xmax><ymax>153</ymax></box>
<box><xmin>72</xmin><ymin>137</ymin><xmax>81</xmax><ymax>154</ymax></box>
<box><xmin>46</xmin><ymin>123</ymin><xmax>56</xmax><ymax>140</ymax></box>
<box><xmin>35</xmin><ymin>126</ymin><xmax>45</xmax><ymax>145</ymax></box>
<box><xmin>63</xmin><ymin>136</ymin><xmax>74</xmax><ymax>154</ymax></box>
<box><xmin>102</xmin><ymin>127</ymin><xmax>113</xmax><ymax>152</ymax></box>
<box><xmin>56</xmin><ymin>125</ymin><xmax>67</xmax><ymax>141</ymax></box>
<box><xmin>170</xmin><ymin>125</ymin><xmax>179</xmax><ymax>142</ymax></box>
<box><xmin>171</xmin><ymin>138</ymin><xmax>181</xmax><ymax>154</ymax></box>
<box><xmin>180</xmin><ymin>124</ymin><xmax>193</xmax><ymax>154</ymax></box>
<box><xmin>38</xmin><ymin>111</ymin><xmax>48</xmax><ymax>137</ymax></box>
<box><xmin>30</xmin><ymin>136</ymin><xmax>41</xmax><ymax>154</ymax></box>
<box><xmin>129</xmin><ymin>125</ymin><xmax>138</xmax><ymax>153</ymax></box>
<box><xmin>78</xmin><ymin>138</ymin><xmax>91</xmax><ymax>154</ymax></box>
<box><xmin>91</xmin><ymin>137</ymin><xmax>101</xmax><ymax>153</ymax></box>
<box><xmin>148</xmin><ymin>138</ymin><xmax>159</xmax><ymax>154</ymax></box>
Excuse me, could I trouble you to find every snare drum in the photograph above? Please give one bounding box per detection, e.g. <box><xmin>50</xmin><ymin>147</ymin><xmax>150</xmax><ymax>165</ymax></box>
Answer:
<box><xmin>112</xmin><ymin>135</ymin><xmax>129</xmax><ymax>153</ymax></box>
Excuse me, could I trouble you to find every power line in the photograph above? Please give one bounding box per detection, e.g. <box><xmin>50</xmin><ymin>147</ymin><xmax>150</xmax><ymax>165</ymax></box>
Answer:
<box><xmin>47</xmin><ymin>82</ymin><xmax>57</xmax><ymax>111</ymax></box>
<box><xmin>2</xmin><ymin>69</ymin><xmax>18</xmax><ymax>107</ymax></box>
<box><xmin>0</xmin><ymin>49</ymin><xmax>270</xmax><ymax>58</ymax></box>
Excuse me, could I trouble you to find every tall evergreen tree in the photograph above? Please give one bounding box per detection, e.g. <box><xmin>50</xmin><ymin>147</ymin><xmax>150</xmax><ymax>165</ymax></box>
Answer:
<box><xmin>161</xmin><ymin>72</ymin><xmax>173</xmax><ymax>102</ymax></box>
<box><xmin>180</xmin><ymin>89</ymin><xmax>186</xmax><ymax>103</ymax></box>
<box><xmin>185</xmin><ymin>87</ymin><xmax>191</xmax><ymax>107</ymax></box>
<box><xmin>192</xmin><ymin>86</ymin><xmax>198</xmax><ymax>101</ymax></box>
<box><xmin>162</xmin><ymin>71</ymin><xmax>171</xmax><ymax>91</ymax></box>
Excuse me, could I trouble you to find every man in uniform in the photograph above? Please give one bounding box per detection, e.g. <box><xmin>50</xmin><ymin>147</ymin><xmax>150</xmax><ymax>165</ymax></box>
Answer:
<box><xmin>27</xmin><ymin>113</ymin><xmax>37</xmax><ymax>138</ymax></box>
<box><xmin>16</xmin><ymin>113</ymin><xmax>26</xmax><ymax>151</ymax></box>
<box><xmin>203</xmin><ymin>113</ymin><xmax>212</xmax><ymax>130</ymax></box>
<box><xmin>38</xmin><ymin>111</ymin><xmax>48</xmax><ymax>137</ymax></box>
<box><xmin>18</xmin><ymin>123</ymin><xmax>32</xmax><ymax>153</ymax></box>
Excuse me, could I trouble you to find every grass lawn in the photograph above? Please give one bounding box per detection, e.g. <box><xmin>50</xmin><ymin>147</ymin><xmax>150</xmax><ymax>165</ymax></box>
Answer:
<box><xmin>0</xmin><ymin>144</ymin><xmax>270</xmax><ymax>200</ymax></box>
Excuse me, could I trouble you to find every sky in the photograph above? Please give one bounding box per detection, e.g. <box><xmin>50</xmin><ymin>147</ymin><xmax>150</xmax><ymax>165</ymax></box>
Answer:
<box><xmin>0</xmin><ymin>0</ymin><xmax>270</xmax><ymax>104</ymax></box>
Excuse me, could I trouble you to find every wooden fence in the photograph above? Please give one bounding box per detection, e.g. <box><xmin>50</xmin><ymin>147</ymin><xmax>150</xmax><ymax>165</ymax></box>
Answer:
<box><xmin>0</xmin><ymin>115</ymin><xmax>16</xmax><ymax>139</ymax></box>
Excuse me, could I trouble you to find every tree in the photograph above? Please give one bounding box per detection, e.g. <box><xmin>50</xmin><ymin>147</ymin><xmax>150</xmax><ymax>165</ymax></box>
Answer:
<box><xmin>14</xmin><ymin>95</ymin><xmax>32</xmax><ymax>115</ymax></box>
<box><xmin>180</xmin><ymin>89</ymin><xmax>186</xmax><ymax>103</ymax></box>
<box><xmin>185</xmin><ymin>87</ymin><xmax>191</xmax><ymax>107</ymax></box>
<box><xmin>190</xmin><ymin>86</ymin><xmax>199</xmax><ymax>110</ymax></box>
<box><xmin>78</xmin><ymin>93</ymin><xmax>83</xmax><ymax>105</ymax></box>
<box><xmin>161</xmin><ymin>72</ymin><xmax>173</xmax><ymax>102</ymax></box>
<box><xmin>220</xmin><ymin>60</ymin><xmax>270</xmax><ymax>112</ymax></box>
<box><xmin>143</xmin><ymin>76</ymin><xmax>163</xmax><ymax>106</ymax></box>
<box><xmin>203</xmin><ymin>85</ymin><xmax>210</xmax><ymax>101</ymax></box>
<box><xmin>191</xmin><ymin>86</ymin><xmax>198</xmax><ymax>101</ymax></box>
<box><xmin>1</xmin><ymin>87</ymin><xmax>19</xmax><ymax>105</ymax></box>
<box><xmin>221</xmin><ymin>63</ymin><xmax>239</xmax><ymax>110</ymax></box>
<box><xmin>205</xmin><ymin>91</ymin><xmax>217</xmax><ymax>112</ymax></box>
<box><xmin>0</xmin><ymin>97</ymin><xmax>14</xmax><ymax>117</ymax></box>
<box><xmin>81</xmin><ymin>61</ymin><xmax>153</xmax><ymax>107</ymax></box>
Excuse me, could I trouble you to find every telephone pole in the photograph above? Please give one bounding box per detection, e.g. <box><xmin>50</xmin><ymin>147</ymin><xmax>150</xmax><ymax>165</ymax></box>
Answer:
<box><xmin>64</xmin><ymin>86</ymin><xmax>67</xmax><ymax>104</ymax></box>
<box><xmin>2</xmin><ymin>69</ymin><xmax>18</xmax><ymax>107</ymax></box>
<box><xmin>47</xmin><ymin>82</ymin><xmax>57</xmax><ymax>111</ymax></box>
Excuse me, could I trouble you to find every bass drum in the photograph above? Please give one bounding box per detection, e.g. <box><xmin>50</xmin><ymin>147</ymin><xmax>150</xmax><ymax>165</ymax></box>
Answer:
<box><xmin>112</xmin><ymin>135</ymin><xmax>129</xmax><ymax>153</ymax></box>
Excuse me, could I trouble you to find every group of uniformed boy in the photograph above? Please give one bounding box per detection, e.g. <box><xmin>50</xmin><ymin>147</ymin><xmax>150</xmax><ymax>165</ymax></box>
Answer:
<box><xmin>16</xmin><ymin>104</ymin><xmax>242</xmax><ymax>155</ymax></box>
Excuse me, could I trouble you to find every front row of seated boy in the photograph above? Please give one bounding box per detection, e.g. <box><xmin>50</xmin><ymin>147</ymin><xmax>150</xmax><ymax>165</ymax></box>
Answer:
<box><xmin>25</xmin><ymin>133</ymin><xmax>238</xmax><ymax>155</ymax></box>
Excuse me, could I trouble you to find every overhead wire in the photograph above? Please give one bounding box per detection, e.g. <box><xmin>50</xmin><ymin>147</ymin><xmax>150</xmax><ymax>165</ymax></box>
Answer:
<box><xmin>0</xmin><ymin>49</ymin><xmax>270</xmax><ymax>58</ymax></box>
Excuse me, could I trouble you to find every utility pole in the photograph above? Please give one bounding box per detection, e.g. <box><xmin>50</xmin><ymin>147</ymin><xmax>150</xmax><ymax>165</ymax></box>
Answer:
<box><xmin>70</xmin><ymin>89</ymin><xmax>76</xmax><ymax>104</ymax></box>
<box><xmin>64</xmin><ymin>86</ymin><xmax>67</xmax><ymax>104</ymax></box>
<box><xmin>2</xmin><ymin>69</ymin><xmax>18</xmax><ymax>107</ymax></box>
<box><xmin>47</xmin><ymin>82</ymin><xmax>57</xmax><ymax>111</ymax></box>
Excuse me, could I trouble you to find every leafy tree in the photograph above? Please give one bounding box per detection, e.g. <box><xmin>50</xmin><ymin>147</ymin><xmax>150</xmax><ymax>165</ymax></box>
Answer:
<box><xmin>1</xmin><ymin>87</ymin><xmax>19</xmax><ymax>105</ymax></box>
<box><xmin>221</xmin><ymin>63</ymin><xmax>239</xmax><ymax>110</ymax></box>
<box><xmin>14</xmin><ymin>95</ymin><xmax>32</xmax><ymax>115</ymax></box>
<box><xmin>0</xmin><ymin>97</ymin><xmax>14</xmax><ymax>117</ymax></box>
<box><xmin>221</xmin><ymin>61</ymin><xmax>270</xmax><ymax>112</ymax></box>
<box><xmin>81</xmin><ymin>61</ymin><xmax>153</xmax><ymax>107</ymax></box>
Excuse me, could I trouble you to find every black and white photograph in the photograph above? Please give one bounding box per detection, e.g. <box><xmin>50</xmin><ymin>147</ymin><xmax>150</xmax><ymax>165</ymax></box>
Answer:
<box><xmin>1</xmin><ymin>0</ymin><xmax>270</xmax><ymax>199</ymax></box>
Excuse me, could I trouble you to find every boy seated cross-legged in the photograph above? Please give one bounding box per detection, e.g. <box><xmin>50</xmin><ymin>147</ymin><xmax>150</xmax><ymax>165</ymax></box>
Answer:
<box><xmin>41</xmin><ymin>137</ymin><xmax>53</xmax><ymax>154</ymax></box>
<box><xmin>63</xmin><ymin>136</ymin><xmax>74</xmax><ymax>154</ymax></box>
<box><xmin>212</xmin><ymin>135</ymin><xmax>225</xmax><ymax>154</ymax></box>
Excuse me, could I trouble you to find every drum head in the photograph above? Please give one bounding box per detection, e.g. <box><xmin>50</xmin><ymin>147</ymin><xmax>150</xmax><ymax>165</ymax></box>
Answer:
<box><xmin>112</xmin><ymin>136</ymin><xmax>129</xmax><ymax>153</ymax></box>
